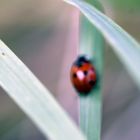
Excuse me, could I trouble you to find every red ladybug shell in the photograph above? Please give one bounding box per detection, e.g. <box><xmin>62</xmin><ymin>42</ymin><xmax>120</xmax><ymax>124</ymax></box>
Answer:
<box><xmin>70</xmin><ymin>56</ymin><xmax>96</xmax><ymax>94</ymax></box>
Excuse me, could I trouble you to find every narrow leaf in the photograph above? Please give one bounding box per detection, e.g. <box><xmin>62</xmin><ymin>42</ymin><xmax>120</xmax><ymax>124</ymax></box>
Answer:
<box><xmin>64</xmin><ymin>0</ymin><xmax>140</xmax><ymax>88</ymax></box>
<box><xmin>79</xmin><ymin>0</ymin><xmax>104</xmax><ymax>140</ymax></box>
<box><xmin>0</xmin><ymin>40</ymin><xmax>86</xmax><ymax>140</ymax></box>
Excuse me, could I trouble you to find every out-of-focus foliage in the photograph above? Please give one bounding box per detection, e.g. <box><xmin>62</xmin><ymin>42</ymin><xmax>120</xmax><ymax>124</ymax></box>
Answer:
<box><xmin>106</xmin><ymin>0</ymin><xmax>140</xmax><ymax>12</ymax></box>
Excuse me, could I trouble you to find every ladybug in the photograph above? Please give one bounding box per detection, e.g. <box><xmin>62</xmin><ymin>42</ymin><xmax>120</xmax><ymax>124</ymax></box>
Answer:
<box><xmin>70</xmin><ymin>55</ymin><xmax>97</xmax><ymax>94</ymax></box>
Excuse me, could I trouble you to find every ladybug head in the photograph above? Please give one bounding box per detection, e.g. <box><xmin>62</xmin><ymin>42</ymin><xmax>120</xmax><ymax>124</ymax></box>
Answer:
<box><xmin>74</xmin><ymin>55</ymin><xmax>90</xmax><ymax>67</ymax></box>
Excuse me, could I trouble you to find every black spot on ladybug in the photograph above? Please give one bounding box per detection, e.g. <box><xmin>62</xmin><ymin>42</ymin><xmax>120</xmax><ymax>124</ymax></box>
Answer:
<box><xmin>84</xmin><ymin>71</ymin><xmax>88</xmax><ymax>75</ymax></box>
<box><xmin>73</xmin><ymin>73</ymin><xmax>77</xmax><ymax>78</ymax></box>
<box><xmin>89</xmin><ymin>80</ymin><xmax>95</xmax><ymax>86</ymax></box>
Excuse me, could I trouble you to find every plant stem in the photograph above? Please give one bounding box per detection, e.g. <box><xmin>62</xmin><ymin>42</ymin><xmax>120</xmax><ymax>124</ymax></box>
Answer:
<box><xmin>79</xmin><ymin>1</ymin><xmax>104</xmax><ymax>140</ymax></box>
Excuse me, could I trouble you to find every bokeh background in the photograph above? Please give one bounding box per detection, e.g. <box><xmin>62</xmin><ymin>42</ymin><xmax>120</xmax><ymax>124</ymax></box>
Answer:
<box><xmin>0</xmin><ymin>0</ymin><xmax>140</xmax><ymax>139</ymax></box>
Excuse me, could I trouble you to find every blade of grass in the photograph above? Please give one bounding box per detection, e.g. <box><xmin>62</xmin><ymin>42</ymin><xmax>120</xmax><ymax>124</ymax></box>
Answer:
<box><xmin>64</xmin><ymin>0</ymin><xmax>140</xmax><ymax>88</ymax></box>
<box><xmin>79</xmin><ymin>0</ymin><xmax>104</xmax><ymax>140</ymax></box>
<box><xmin>0</xmin><ymin>40</ymin><xmax>86</xmax><ymax>140</ymax></box>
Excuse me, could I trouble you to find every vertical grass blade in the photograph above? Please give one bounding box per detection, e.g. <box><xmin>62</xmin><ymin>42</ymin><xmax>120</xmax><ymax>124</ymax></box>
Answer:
<box><xmin>0</xmin><ymin>40</ymin><xmax>86</xmax><ymax>140</ymax></box>
<box><xmin>79</xmin><ymin>0</ymin><xmax>104</xmax><ymax>140</ymax></box>
<box><xmin>64</xmin><ymin>0</ymin><xmax>140</xmax><ymax>88</ymax></box>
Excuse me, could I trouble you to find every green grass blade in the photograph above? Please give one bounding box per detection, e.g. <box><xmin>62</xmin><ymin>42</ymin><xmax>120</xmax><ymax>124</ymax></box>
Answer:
<box><xmin>79</xmin><ymin>1</ymin><xmax>104</xmax><ymax>140</ymax></box>
<box><xmin>64</xmin><ymin>0</ymin><xmax>140</xmax><ymax>88</ymax></box>
<box><xmin>0</xmin><ymin>40</ymin><xmax>86</xmax><ymax>140</ymax></box>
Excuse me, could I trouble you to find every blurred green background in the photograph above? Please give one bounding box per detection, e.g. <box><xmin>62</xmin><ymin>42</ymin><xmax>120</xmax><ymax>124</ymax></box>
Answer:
<box><xmin>0</xmin><ymin>0</ymin><xmax>140</xmax><ymax>139</ymax></box>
